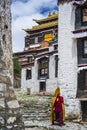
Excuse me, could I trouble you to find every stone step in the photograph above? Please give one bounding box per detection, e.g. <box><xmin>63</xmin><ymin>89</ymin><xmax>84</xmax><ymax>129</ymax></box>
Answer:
<box><xmin>23</xmin><ymin>104</ymin><xmax>50</xmax><ymax>108</ymax></box>
<box><xmin>23</xmin><ymin>115</ymin><xmax>49</xmax><ymax>120</ymax></box>
<box><xmin>23</xmin><ymin>112</ymin><xmax>50</xmax><ymax>120</ymax></box>
<box><xmin>24</xmin><ymin>120</ymin><xmax>51</xmax><ymax>129</ymax></box>
<box><xmin>24</xmin><ymin>108</ymin><xmax>50</xmax><ymax>112</ymax></box>
<box><xmin>23</xmin><ymin>109</ymin><xmax>50</xmax><ymax>112</ymax></box>
<box><xmin>22</xmin><ymin>107</ymin><xmax>50</xmax><ymax>114</ymax></box>
<box><xmin>23</xmin><ymin>112</ymin><xmax>49</xmax><ymax>116</ymax></box>
<box><xmin>22</xmin><ymin>111</ymin><xmax>50</xmax><ymax>115</ymax></box>
<box><xmin>23</xmin><ymin>117</ymin><xmax>49</xmax><ymax>121</ymax></box>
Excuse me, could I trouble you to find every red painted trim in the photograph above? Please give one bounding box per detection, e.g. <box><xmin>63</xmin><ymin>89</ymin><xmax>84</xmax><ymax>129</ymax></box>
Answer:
<box><xmin>78</xmin><ymin>63</ymin><xmax>87</xmax><ymax>67</ymax></box>
<box><xmin>72</xmin><ymin>29</ymin><xmax>87</xmax><ymax>34</ymax></box>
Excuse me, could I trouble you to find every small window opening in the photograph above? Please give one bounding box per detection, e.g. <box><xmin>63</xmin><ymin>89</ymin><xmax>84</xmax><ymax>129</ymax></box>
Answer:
<box><xmin>40</xmin><ymin>82</ymin><xmax>46</xmax><ymax>92</ymax></box>
<box><xmin>26</xmin><ymin>69</ymin><xmax>32</xmax><ymax>80</ymax></box>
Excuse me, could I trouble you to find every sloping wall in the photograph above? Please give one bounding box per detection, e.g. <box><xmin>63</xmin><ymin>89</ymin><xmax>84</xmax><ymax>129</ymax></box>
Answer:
<box><xmin>0</xmin><ymin>0</ymin><xmax>24</xmax><ymax>129</ymax></box>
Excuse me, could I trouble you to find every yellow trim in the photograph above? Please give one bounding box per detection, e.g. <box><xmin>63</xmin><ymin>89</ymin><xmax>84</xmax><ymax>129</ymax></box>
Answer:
<box><xmin>24</xmin><ymin>21</ymin><xmax>58</xmax><ymax>32</ymax></box>
<box><xmin>33</xmin><ymin>13</ymin><xmax>58</xmax><ymax>23</ymax></box>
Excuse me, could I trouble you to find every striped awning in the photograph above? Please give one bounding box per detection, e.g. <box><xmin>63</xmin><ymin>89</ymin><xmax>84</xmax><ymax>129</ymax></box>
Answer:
<box><xmin>78</xmin><ymin>66</ymin><xmax>87</xmax><ymax>72</ymax></box>
<box><xmin>72</xmin><ymin>29</ymin><xmax>87</xmax><ymax>38</ymax></box>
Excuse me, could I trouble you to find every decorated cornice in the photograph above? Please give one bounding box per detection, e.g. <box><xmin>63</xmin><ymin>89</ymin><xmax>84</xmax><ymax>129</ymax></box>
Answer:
<box><xmin>58</xmin><ymin>0</ymin><xmax>73</xmax><ymax>4</ymax></box>
<box><xmin>21</xmin><ymin>62</ymin><xmax>34</xmax><ymax>68</ymax></box>
<box><xmin>13</xmin><ymin>47</ymin><xmax>49</xmax><ymax>57</ymax></box>
<box><xmin>34</xmin><ymin>50</ymin><xmax>58</xmax><ymax>58</ymax></box>
<box><xmin>73</xmin><ymin>0</ymin><xmax>87</xmax><ymax>6</ymax></box>
<box><xmin>58</xmin><ymin>0</ymin><xmax>87</xmax><ymax>5</ymax></box>
<box><xmin>72</xmin><ymin>28</ymin><xmax>87</xmax><ymax>34</ymax></box>
<box><xmin>72</xmin><ymin>28</ymin><xmax>87</xmax><ymax>38</ymax></box>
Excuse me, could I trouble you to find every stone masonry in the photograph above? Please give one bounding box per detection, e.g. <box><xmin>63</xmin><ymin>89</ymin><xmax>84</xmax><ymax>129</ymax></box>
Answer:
<box><xmin>0</xmin><ymin>0</ymin><xmax>24</xmax><ymax>129</ymax></box>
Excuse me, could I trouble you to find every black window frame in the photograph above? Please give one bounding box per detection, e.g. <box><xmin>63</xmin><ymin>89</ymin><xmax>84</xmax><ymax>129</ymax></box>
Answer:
<box><xmin>85</xmin><ymin>71</ymin><xmax>87</xmax><ymax>89</ymax></box>
<box><xmin>26</xmin><ymin>69</ymin><xmax>32</xmax><ymax>80</ymax></box>
<box><xmin>82</xmin><ymin>38</ymin><xmax>87</xmax><ymax>58</ymax></box>
<box><xmin>54</xmin><ymin>44</ymin><xmax>58</xmax><ymax>51</ymax></box>
<box><xmin>55</xmin><ymin>55</ymin><xmax>58</xmax><ymax>77</ymax></box>
<box><xmin>28</xmin><ymin>57</ymin><xmax>32</xmax><ymax>63</ymax></box>
<box><xmin>25</xmin><ymin>36</ymin><xmax>30</xmax><ymax>47</ymax></box>
<box><xmin>78</xmin><ymin>70</ymin><xmax>87</xmax><ymax>91</ymax></box>
<box><xmin>38</xmin><ymin>57</ymin><xmax>49</xmax><ymax>79</ymax></box>
<box><xmin>81</xmin><ymin>6</ymin><xmax>87</xmax><ymax>26</ymax></box>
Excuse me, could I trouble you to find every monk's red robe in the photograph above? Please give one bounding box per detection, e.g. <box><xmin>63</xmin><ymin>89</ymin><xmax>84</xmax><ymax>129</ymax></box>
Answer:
<box><xmin>53</xmin><ymin>96</ymin><xmax>63</xmax><ymax>113</ymax></box>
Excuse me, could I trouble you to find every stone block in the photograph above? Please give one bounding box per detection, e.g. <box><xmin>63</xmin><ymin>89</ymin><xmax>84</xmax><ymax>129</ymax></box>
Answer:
<box><xmin>0</xmin><ymin>98</ymin><xmax>5</xmax><ymax>108</ymax></box>
<box><xmin>7</xmin><ymin>117</ymin><xmax>16</xmax><ymax>124</ymax></box>
<box><xmin>0</xmin><ymin>83</ymin><xmax>6</xmax><ymax>91</ymax></box>
<box><xmin>7</xmin><ymin>100</ymin><xmax>20</xmax><ymax>109</ymax></box>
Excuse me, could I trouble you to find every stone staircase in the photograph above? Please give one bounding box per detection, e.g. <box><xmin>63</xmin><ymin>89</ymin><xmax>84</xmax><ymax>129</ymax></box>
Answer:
<box><xmin>19</xmin><ymin>96</ymin><xmax>52</xmax><ymax>129</ymax></box>
<box><xmin>16</xmin><ymin>92</ymin><xmax>87</xmax><ymax>130</ymax></box>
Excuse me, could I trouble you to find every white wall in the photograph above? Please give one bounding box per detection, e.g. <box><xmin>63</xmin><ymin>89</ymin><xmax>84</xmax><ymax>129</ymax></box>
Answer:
<box><xmin>58</xmin><ymin>2</ymin><xmax>81</xmax><ymax>119</ymax></box>
<box><xmin>21</xmin><ymin>55</ymin><xmax>58</xmax><ymax>95</ymax></box>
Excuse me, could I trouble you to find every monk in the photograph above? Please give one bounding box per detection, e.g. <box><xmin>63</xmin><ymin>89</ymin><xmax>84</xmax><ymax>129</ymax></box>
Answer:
<box><xmin>50</xmin><ymin>87</ymin><xmax>65</xmax><ymax>126</ymax></box>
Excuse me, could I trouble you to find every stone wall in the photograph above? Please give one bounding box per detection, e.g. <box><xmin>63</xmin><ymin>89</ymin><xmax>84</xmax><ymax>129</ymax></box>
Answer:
<box><xmin>58</xmin><ymin>1</ymin><xmax>82</xmax><ymax>119</ymax></box>
<box><xmin>0</xmin><ymin>0</ymin><xmax>25</xmax><ymax>129</ymax></box>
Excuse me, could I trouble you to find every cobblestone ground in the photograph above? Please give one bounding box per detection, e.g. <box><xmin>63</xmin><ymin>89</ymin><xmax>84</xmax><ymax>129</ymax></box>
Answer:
<box><xmin>15</xmin><ymin>89</ymin><xmax>87</xmax><ymax>130</ymax></box>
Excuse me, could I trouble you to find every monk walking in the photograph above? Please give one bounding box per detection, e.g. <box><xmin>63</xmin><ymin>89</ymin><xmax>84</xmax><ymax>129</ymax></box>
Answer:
<box><xmin>50</xmin><ymin>87</ymin><xmax>65</xmax><ymax>126</ymax></box>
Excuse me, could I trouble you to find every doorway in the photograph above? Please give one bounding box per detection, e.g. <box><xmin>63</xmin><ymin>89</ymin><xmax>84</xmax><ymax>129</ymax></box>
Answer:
<box><xmin>81</xmin><ymin>101</ymin><xmax>87</xmax><ymax>121</ymax></box>
<box><xmin>39</xmin><ymin>82</ymin><xmax>46</xmax><ymax>92</ymax></box>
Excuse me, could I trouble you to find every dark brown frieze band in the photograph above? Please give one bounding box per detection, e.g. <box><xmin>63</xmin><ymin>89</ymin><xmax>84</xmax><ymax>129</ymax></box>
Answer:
<box><xmin>58</xmin><ymin>0</ymin><xmax>73</xmax><ymax>4</ymax></box>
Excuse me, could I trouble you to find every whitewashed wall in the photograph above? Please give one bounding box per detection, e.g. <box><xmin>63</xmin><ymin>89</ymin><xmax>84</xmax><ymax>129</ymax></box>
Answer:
<box><xmin>58</xmin><ymin>2</ymin><xmax>81</xmax><ymax>119</ymax></box>
<box><xmin>21</xmin><ymin>55</ymin><xmax>58</xmax><ymax>95</ymax></box>
<box><xmin>46</xmin><ymin>55</ymin><xmax>58</xmax><ymax>94</ymax></box>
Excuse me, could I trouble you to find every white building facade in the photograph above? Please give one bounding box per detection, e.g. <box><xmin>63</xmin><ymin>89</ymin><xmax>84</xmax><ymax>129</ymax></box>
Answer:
<box><xmin>15</xmin><ymin>13</ymin><xmax>59</xmax><ymax>95</ymax></box>
<box><xmin>58</xmin><ymin>0</ymin><xmax>87</xmax><ymax>121</ymax></box>
<box><xmin>21</xmin><ymin>48</ymin><xmax>58</xmax><ymax>95</ymax></box>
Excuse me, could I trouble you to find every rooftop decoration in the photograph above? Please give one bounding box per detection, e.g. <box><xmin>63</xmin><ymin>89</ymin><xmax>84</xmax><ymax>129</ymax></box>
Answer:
<box><xmin>33</xmin><ymin>13</ymin><xmax>58</xmax><ymax>24</ymax></box>
<box><xmin>23</xmin><ymin>12</ymin><xmax>58</xmax><ymax>32</ymax></box>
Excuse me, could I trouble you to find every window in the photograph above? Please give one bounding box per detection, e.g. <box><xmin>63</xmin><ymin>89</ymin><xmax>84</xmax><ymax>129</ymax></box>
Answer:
<box><xmin>25</xmin><ymin>37</ymin><xmax>30</xmax><ymax>47</ymax></box>
<box><xmin>44</xmin><ymin>33</ymin><xmax>52</xmax><ymax>41</ymax></box>
<box><xmin>82</xmin><ymin>8</ymin><xmax>87</xmax><ymax>22</ymax></box>
<box><xmin>84</xmin><ymin>40</ymin><xmax>87</xmax><ymax>54</ymax></box>
<box><xmin>83</xmin><ymin>39</ymin><xmax>87</xmax><ymax>58</ymax></box>
<box><xmin>78</xmin><ymin>70</ymin><xmax>87</xmax><ymax>91</ymax></box>
<box><xmin>54</xmin><ymin>44</ymin><xmax>58</xmax><ymax>50</ymax></box>
<box><xmin>85</xmin><ymin>71</ymin><xmax>87</xmax><ymax>89</ymax></box>
<box><xmin>82</xmin><ymin>7</ymin><xmax>87</xmax><ymax>25</ymax></box>
<box><xmin>77</xmin><ymin>38</ymin><xmax>87</xmax><ymax>64</ymax></box>
<box><xmin>38</xmin><ymin>58</ymin><xmax>49</xmax><ymax>78</ymax></box>
<box><xmin>26</xmin><ymin>69</ymin><xmax>32</xmax><ymax>80</ymax></box>
<box><xmin>28</xmin><ymin>57</ymin><xmax>32</xmax><ymax>63</ymax></box>
<box><xmin>52</xmin><ymin>29</ymin><xmax>57</xmax><ymax>40</ymax></box>
<box><xmin>55</xmin><ymin>55</ymin><xmax>58</xmax><ymax>77</ymax></box>
<box><xmin>35</xmin><ymin>37</ymin><xmax>38</xmax><ymax>43</ymax></box>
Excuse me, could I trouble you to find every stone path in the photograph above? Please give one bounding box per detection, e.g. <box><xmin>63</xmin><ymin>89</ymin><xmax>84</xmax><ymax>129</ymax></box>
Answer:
<box><xmin>25</xmin><ymin>121</ymin><xmax>87</xmax><ymax>130</ymax></box>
